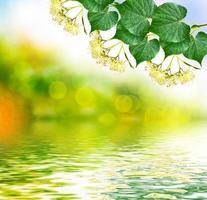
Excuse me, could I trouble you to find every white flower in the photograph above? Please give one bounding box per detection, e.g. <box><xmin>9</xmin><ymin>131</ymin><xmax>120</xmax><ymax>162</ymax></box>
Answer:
<box><xmin>148</xmin><ymin>54</ymin><xmax>198</xmax><ymax>86</ymax></box>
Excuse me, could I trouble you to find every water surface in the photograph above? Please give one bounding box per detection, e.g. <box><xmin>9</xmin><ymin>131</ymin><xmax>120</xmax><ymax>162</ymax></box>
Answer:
<box><xmin>0</xmin><ymin>121</ymin><xmax>207</xmax><ymax>200</ymax></box>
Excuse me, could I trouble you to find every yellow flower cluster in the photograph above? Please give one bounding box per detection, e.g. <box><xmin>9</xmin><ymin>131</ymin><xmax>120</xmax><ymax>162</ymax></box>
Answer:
<box><xmin>178</xmin><ymin>70</ymin><xmax>195</xmax><ymax>84</ymax></box>
<box><xmin>89</xmin><ymin>32</ymin><xmax>108</xmax><ymax>64</ymax></box>
<box><xmin>89</xmin><ymin>32</ymin><xmax>125</xmax><ymax>72</ymax></box>
<box><xmin>50</xmin><ymin>0</ymin><xmax>64</xmax><ymax>24</ymax></box>
<box><xmin>64</xmin><ymin>19</ymin><xmax>79</xmax><ymax>35</ymax></box>
<box><xmin>109</xmin><ymin>59</ymin><xmax>125</xmax><ymax>72</ymax></box>
<box><xmin>148</xmin><ymin>63</ymin><xmax>195</xmax><ymax>87</ymax></box>
<box><xmin>50</xmin><ymin>0</ymin><xmax>80</xmax><ymax>35</ymax></box>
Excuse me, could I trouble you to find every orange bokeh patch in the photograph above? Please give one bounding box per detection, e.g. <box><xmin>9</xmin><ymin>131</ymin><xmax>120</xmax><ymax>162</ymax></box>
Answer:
<box><xmin>0</xmin><ymin>87</ymin><xmax>26</xmax><ymax>141</ymax></box>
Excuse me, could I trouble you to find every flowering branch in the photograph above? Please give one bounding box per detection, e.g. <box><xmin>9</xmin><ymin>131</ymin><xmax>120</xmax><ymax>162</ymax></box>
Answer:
<box><xmin>50</xmin><ymin>0</ymin><xmax>207</xmax><ymax>87</ymax></box>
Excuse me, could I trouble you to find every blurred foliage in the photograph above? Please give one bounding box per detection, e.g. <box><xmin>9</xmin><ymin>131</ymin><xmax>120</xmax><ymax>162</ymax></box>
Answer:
<box><xmin>0</xmin><ymin>35</ymin><xmax>195</xmax><ymax>130</ymax></box>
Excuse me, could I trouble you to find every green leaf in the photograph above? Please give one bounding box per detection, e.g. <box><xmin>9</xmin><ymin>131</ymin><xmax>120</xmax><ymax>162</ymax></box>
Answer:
<box><xmin>114</xmin><ymin>22</ymin><xmax>144</xmax><ymax>45</ymax></box>
<box><xmin>88</xmin><ymin>11</ymin><xmax>119</xmax><ymax>31</ymax></box>
<box><xmin>184</xmin><ymin>32</ymin><xmax>207</xmax><ymax>64</ymax></box>
<box><xmin>94</xmin><ymin>0</ymin><xmax>114</xmax><ymax>7</ymax></box>
<box><xmin>151</xmin><ymin>3</ymin><xmax>190</xmax><ymax>43</ymax></box>
<box><xmin>117</xmin><ymin>0</ymin><xmax>156</xmax><ymax>36</ymax></box>
<box><xmin>129</xmin><ymin>39</ymin><xmax>160</xmax><ymax>64</ymax></box>
<box><xmin>77</xmin><ymin>0</ymin><xmax>114</xmax><ymax>12</ymax></box>
<box><xmin>161</xmin><ymin>38</ymin><xmax>190</xmax><ymax>56</ymax></box>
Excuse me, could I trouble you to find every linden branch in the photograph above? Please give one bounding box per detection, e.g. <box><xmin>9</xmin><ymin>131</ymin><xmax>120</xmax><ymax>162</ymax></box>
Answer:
<box><xmin>192</xmin><ymin>23</ymin><xmax>207</xmax><ymax>31</ymax></box>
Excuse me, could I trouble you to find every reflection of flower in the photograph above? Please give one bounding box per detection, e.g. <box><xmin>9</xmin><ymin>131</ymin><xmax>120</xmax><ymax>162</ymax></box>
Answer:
<box><xmin>144</xmin><ymin>193</ymin><xmax>177</xmax><ymax>199</ymax></box>
<box><xmin>147</xmin><ymin>55</ymin><xmax>197</xmax><ymax>86</ymax></box>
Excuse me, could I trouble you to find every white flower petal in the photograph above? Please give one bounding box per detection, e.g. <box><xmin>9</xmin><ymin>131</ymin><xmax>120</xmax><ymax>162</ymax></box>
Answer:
<box><xmin>151</xmin><ymin>47</ymin><xmax>165</xmax><ymax>65</ymax></box>
<box><xmin>100</xmin><ymin>27</ymin><xmax>116</xmax><ymax>40</ymax></box>
<box><xmin>66</xmin><ymin>7</ymin><xmax>81</xmax><ymax>19</ymax></box>
<box><xmin>63</xmin><ymin>1</ymin><xmax>81</xmax><ymax>8</ymax></box>
<box><xmin>161</xmin><ymin>55</ymin><xmax>173</xmax><ymax>70</ymax></box>
<box><xmin>170</xmin><ymin>56</ymin><xmax>180</xmax><ymax>74</ymax></box>
<box><xmin>108</xmin><ymin>44</ymin><xmax>122</xmax><ymax>57</ymax></box>
<box><xmin>179</xmin><ymin>54</ymin><xmax>202</xmax><ymax>69</ymax></box>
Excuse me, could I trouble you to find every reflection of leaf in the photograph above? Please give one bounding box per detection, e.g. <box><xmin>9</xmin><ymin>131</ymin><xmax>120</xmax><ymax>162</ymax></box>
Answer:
<box><xmin>129</xmin><ymin>39</ymin><xmax>160</xmax><ymax>64</ymax></box>
<box><xmin>151</xmin><ymin>3</ymin><xmax>190</xmax><ymax>43</ymax></box>
<box><xmin>114</xmin><ymin>22</ymin><xmax>144</xmax><ymax>45</ymax></box>
<box><xmin>184</xmin><ymin>32</ymin><xmax>207</xmax><ymax>64</ymax></box>
<box><xmin>77</xmin><ymin>0</ymin><xmax>114</xmax><ymax>12</ymax></box>
<box><xmin>117</xmin><ymin>0</ymin><xmax>156</xmax><ymax>36</ymax></box>
<box><xmin>88</xmin><ymin>11</ymin><xmax>119</xmax><ymax>31</ymax></box>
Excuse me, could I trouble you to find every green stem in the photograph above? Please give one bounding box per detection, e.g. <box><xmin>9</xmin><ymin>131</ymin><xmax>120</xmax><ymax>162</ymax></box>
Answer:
<box><xmin>194</xmin><ymin>23</ymin><xmax>207</xmax><ymax>28</ymax></box>
<box><xmin>112</xmin><ymin>2</ymin><xmax>119</xmax><ymax>7</ymax></box>
<box><xmin>192</xmin><ymin>23</ymin><xmax>207</xmax><ymax>32</ymax></box>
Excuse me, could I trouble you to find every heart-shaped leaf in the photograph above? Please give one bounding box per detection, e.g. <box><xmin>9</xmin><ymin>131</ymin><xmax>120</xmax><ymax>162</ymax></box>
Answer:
<box><xmin>94</xmin><ymin>0</ymin><xmax>114</xmax><ymax>7</ymax></box>
<box><xmin>88</xmin><ymin>11</ymin><xmax>119</xmax><ymax>31</ymax></box>
<box><xmin>114</xmin><ymin>22</ymin><xmax>144</xmax><ymax>45</ymax></box>
<box><xmin>117</xmin><ymin>0</ymin><xmax>156</xmax><ymax>36</ymax></box>
<box><xmin>77</xmin><ymin>0</ymin><xmax>114</xmax><ymax>12</ymax></box>
<box><xmin>184</xmin><ymin>32</ymin><xmax>207</xmax><ymax>64</ymax></box>
<box><xmin>129</xmin><ymin>39</ymin><xmax>160</xmax><ymax>64</ymax></box>
<box><xmin>151</xmin><ymin>3</ymin><xmax>190</xmax><ymax>43</ymax></box>
<box><xmin>161</xmin><ymin>38</ymin><xmax>190</xmax><ymax>56</ymax></box>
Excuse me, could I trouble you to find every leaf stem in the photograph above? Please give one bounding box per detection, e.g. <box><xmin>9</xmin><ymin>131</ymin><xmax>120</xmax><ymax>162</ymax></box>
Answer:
<box><xmin>112</xmin><ymin>2</ymin><xmax>119</xmax><ymax>7</ymax></box>
<box><xmin>192</xmin><ymin>23</ymin><xmax>207</xmax><ymax>32</ymax></box>
<box><xmin>194</xmin><ymin>23</ymin><xmax>207</xmax><ymax>28</ymax></box>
